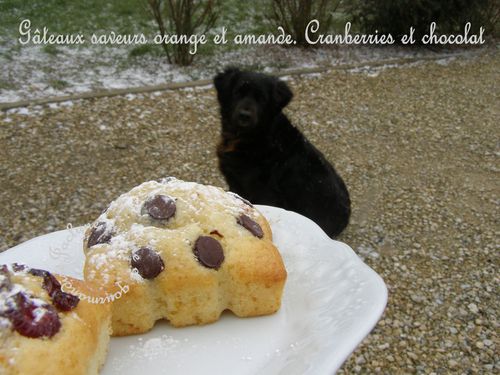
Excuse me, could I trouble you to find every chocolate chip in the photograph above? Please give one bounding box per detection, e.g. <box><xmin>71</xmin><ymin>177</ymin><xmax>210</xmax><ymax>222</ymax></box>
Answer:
<box><xmin>228</xmin><ymin>192</ymin><xmax>253</xmax><ymax>207</ymax></box>
<box><xmin>193</xmin><ymin>236</ymin><xmax>224</xmax><ymax>269</ymax></box>
<box><xmin>131</xmin><ymin>247</ymin><xmax>165</xmax><ymax>279</ymax></box>
<box><xmin>42</xmin><ymin>273</ymin><xmax>62</xmax><ymax>297</ymax></box>
<box><xmin>142</xmin><ymin>195</ymin><xmax>176</xmax><ymax>220</ymax></box>
<box><xmin>237</xmin><ymin>214</ymin><xmax>264</xmax><ymax>238</ymax></box>
<box><xmin>51</xmin><ymin>290</ymin><xmax>80</xmax><ymax>311</ymax></box>
<box><xmin>87</xmin><ymin>222</ymin><xmax>113</xmax><ymax>247</ymax></box>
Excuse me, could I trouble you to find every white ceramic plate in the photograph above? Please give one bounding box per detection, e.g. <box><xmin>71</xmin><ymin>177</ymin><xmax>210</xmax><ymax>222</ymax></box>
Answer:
<box><xmin>0</xmin><ymin>205</ymin><xmax>387</xmax><ymax>374</ymax></box>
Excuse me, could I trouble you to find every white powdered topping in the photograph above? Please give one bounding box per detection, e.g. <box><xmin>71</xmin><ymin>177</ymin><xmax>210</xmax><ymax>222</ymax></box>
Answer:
<box><xmin>71</xmin><ymin>311</ymin><xmax>84</xmax><ymax>323</ymax></box>
<box><xmin>128</xmin><ymin>335</ymin><xmax>180</xmax><ymax>361</ymax></box>
<box><xmin>32</xmin><ymin>306</ymin><xmax>49</xmax><ymax>323</ymax></box>
<box><xmin>115</xmin><ymin>194</ymin><xmax>143</xmax><ymax>217</ymax></box>
<box><xmin>88</xmin><ymin>252</ymin><xmax>111</xmax><ymax>269</ymax></box>
<box><xmin>30</xmin><ymin>296</ymin><xmax>47</xmax><ymax>308</ymax></box>
<box><xmin>0</xmin><ymin>278</ymin><xmax>26</xmax><ymax>315</ymax></box>
<box><xmin>129</xmin><ymin>222</ymin><xmax>148</xmax><ymax>238</ymax></box>
<box><xmin>129</xmin><ymin>268</ymin><xmax>143</xmax><ymax>283</ymax></box>
<box><xmin>94</xmin><ymin>213</ymin><xmax>117</xmax><ymax>234</ymax></box>
<box><xmin>0</xmin><ymin>316</ymin><xmax>10</xmax><ymax>329</ymax></box>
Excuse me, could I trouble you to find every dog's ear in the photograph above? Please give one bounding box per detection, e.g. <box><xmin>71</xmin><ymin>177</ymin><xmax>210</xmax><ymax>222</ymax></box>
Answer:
<box><xmin>214</xmin><ymin>67</ymin><xmax>240</xmax><ymax>95</ymax></box>
<box><xmin>273</xmin><ymin>79</ymin><xmax>293</xmax><ymax>110</ymax></box>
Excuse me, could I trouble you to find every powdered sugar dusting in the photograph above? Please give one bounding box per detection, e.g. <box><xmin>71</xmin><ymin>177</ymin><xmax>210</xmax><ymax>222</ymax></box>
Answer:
<box><xmin>0</xmin><ymin>316</ymin><xmax>10</xmax><ymax>329</ymax></box>
<box><xmin>129</xmin><ymin>335</ymin><xmax>180</xmax><ymax>360</ymax></box>
<box><xmin>32</xmin><ymin>306</ymin><xmax>49</xmax><ymax>323</ymax></box>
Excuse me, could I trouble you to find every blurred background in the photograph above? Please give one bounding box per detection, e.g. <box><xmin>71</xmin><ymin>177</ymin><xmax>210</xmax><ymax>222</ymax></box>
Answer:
<box><xmin>1</xmin><ymin>0</ymin><xmax>497</xmax><ymax>102</ymax></box>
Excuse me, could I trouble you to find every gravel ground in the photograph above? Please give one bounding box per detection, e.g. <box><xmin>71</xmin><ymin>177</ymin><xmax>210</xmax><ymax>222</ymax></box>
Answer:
<box><xmin>0</xmin><ymin>50</ymin><xmax>498</xmax><ymax>373</ymax></box>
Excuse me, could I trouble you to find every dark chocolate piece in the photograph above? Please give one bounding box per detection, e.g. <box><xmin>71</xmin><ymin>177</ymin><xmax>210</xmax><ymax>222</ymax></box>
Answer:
<box><xmin>228</xmin><ymin>192</ymin><xmax>253</xmax><ymax>207</ymax></box>
<box><xmin>237</xmin><ymin>214</ymin><xmax>264</xmax><ymax>238</ymax></box>
<box><xmin>87</xmin><ymin>222</ymin><xmax>113</xmax><ymax>247</ymax></box>
<box><xmin>131</xmin><ymin>247</ymin><xmax>165</xmax><ymax>279</ymax></box>
<box><xmin>193</xmin><ymin>236</ymin><xmax>224</xmax><ymax>269</ymax></box>
<box><xmin>142</xmin><ymin>195</ymin><xmax>176</xmax><ymax>220</ymax></box>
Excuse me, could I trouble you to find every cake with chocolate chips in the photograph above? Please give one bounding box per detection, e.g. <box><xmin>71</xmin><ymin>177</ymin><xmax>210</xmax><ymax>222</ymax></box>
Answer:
<box><xmin>0</xmin><ymin>264</ymin><xmax>111</xmax><ymax>375</ymax></box>
<box><xmin>83</xmin><ymin>178</ymin><xmax>287</xmax><ymax>336</ymax></box>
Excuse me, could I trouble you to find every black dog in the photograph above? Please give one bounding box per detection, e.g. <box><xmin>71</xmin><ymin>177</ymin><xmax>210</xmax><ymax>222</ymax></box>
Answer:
<box><xmin>213</xmin><ymin>68</ymin><xmax>350</xmax><ymax>238</ymax></box>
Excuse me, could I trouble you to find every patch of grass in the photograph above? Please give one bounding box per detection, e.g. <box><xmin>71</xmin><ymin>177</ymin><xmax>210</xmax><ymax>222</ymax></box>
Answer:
<box><xmin>42</xmin><ymin>44</ymin><xmax>61</xmax><ymax>55</ymax></box>
<box><xmin>129</xmin><ymin>44</ymin><xmax>155</xmax><ymax>57</ymax></box>
<box><xmin>49</xmin><ymin>79</ymin><xmax>69</xmax><ymax>89</ymax></box>
<box><xmin>0</xmin><ymin>79</ymin><xmax>16</xmax><ymax>90</ymax></box>
<box><xmin>0</xmin><ymin>0</ymin><xmax>152</xmax><ymax>38</ymax></box>
<box><xmin>218</xmin><ymin>0</ymin><xmax>269</xmax><ymax>35</ymax></box>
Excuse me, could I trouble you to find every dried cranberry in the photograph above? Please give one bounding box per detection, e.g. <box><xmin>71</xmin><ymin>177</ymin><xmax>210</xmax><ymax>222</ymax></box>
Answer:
<box><xmin>209</xmin><ymin>230</ymin><xmax>224</xmax><ymax>238</ymax></box>
<box><xmin>5</xmin><ymin>292</ymin><xmax>61</xmax><ymax>338</ymax></box>
<box><xmin>28</xmin><ymin>268</ymin><xmax>61</xmax><ymax>297</ymax></box>
<box><xmin>51</xmin><ymin>290</ymin><xmax>79</xmax><ymax>311</ymax></box>
<box><xmin>12</xmin><ymin>263</ymin><xmax>27</xmax><ymax>272</ymax></box>
<box><xmin>26</xmin><ymin>268</ymin><xmax>79</xmax><ymax>311</ymax></box>
<box><xmin>42</xmin><ymin>273</ymin><xmax>62</xmax><ymax>297</ymax></box>
<box><xmin>28</xmin><ymin>268</ymin><xmax>49</xmax><ymax>278</ymax></box>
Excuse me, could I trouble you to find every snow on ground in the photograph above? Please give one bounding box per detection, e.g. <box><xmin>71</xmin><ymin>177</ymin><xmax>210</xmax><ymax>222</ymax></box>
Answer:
<box><xmin>0</xmin><ymin>38</ymin><xmax>482</xmax><ymax>104</ymax></box>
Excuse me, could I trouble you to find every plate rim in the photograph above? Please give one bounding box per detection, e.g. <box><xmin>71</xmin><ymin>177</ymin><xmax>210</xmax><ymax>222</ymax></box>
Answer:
<box><xmin>0</xmin><ymin>205</ymin><xmax>387</xmax><ymax>374</ymax></box>
<box><xmin>257</xmin><ymin>205</ymin><xmax>388</xmax><ymax>373</ymax></box>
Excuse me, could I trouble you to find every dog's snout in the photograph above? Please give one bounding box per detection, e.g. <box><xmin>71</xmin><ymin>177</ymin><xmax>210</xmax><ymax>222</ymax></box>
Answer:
<box><xmin>231</xmin><ymin>98</ymin><xmax>258</xmax><ymax>128</ymax></box>
<box><xmin>238</xmin><ymin>108</ymin><xmax>252</xmax><ymax>120</ymax></box>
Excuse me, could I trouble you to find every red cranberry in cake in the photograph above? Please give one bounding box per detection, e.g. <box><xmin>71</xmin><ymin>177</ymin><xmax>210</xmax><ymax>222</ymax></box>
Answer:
<box><xmin>5</xmin><ymin>292</ymin><xmax>61</xmax><ymax>338</ymax></box>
